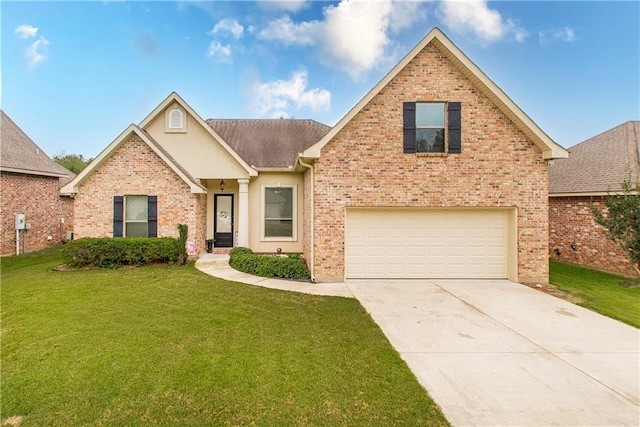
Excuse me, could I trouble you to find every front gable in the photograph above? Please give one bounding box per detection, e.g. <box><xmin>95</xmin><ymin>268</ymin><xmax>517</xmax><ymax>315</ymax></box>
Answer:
<box><xmin>60</xmin><ymin>125</ymin><xmax>207</xmax><ymax>195</ymax></box>
<box><xmin>140</xmin><ymin>93</ymin><xmax>257</xmax><ymax>179</ymax></box>
<box><xmin>302</xmin><ymin>28</ymin><xmax>567</xmax><ymax>161</ymax></box>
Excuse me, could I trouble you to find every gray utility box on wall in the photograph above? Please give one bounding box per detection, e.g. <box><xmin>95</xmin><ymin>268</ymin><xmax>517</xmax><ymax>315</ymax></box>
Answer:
<box><xmin>15</xmin><ymin>214</ymin><xmax>26</xmax><ymax>230</ymax></box>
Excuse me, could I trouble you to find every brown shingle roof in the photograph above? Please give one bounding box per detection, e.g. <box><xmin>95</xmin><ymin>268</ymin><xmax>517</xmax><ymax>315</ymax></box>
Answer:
<box><xmin>549</xmin><ymin>121</ymin><xmax>640</xmax><ymax>194</ymax></box>
<box><xmin>1</xmin><ymin>110</ymin><xmax>74</xmax><ymax>185</ymax></box>
<box><xmin>206</xmin><ymin>119</ymin><xmax>330</xmax><ymax>168</ymax></box>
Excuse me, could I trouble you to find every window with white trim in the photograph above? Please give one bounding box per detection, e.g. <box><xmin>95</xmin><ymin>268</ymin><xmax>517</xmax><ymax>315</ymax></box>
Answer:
<box><xmin>125</xmin><ymin>195</ymin><xmax>149</xmax><ymax>237</ymax></box>
<box><xmin>262</xmin><ymin>186</ymin><xmax>296</xmax><ymax>240</ymax></box>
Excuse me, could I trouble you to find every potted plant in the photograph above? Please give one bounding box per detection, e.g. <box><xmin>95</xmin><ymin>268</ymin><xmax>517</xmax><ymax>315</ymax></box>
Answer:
<box><xmin>205</xmin><ymin>239</ymin><xmax>215</xmax><ymax>253</ymax></box>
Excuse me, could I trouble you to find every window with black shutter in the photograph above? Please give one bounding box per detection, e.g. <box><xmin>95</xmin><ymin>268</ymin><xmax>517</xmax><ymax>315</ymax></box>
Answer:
<box><xmin>113</xmin><ymin>196</ymin><xmax>124</xmax><ymax>237</ymax></box>
<box><xmin>114</xmin><ymin>195</ymin><xmax>158</xmax><ymax>237</ymax></box>
<box><xmin>403</xmin><ymin>101</ymin><xmax>461</xmax><ymax>154</ymax></box>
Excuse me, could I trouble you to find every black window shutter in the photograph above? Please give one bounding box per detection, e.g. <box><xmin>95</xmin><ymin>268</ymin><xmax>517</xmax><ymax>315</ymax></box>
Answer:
<box><xmin>148</xmin><ymin>196</ymin><xmax>158</xmax><ymax>238</ymax></box>
<box><xmin>448</xmin><ymin>102</ymin><xmax>462</xmax><ymax>154</ymax></box>
<box><xmin>113</xmin><ymin>196</ymin><xmax>124</xmax><ymax>237</ymax></box>
<box><xmin>403</xmin><ymin>102</ymin><xmax>416</xmax><ymax>153</ymax></box>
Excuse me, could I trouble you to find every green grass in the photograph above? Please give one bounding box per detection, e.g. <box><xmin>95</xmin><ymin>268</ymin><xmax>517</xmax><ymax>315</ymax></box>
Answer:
<box><xmin>1</xmin><ymin>247</ymin><xmax>448</xmax><ymax>426</ymax></box>
<box><xmin>550</xmin><ymin>261</ymin><xmax>640</xmax><ymax>328</ymax></box>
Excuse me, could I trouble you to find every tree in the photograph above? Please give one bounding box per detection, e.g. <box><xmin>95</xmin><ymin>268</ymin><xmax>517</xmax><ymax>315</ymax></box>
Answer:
<box><xmin>591</xmin><ymin>179</ymin><xmax>640</xmax><ymax>277</ymax></box>
<box><xmin>53</xmin><ymin>151</ymin><xmax>93</xmax><ymax>174</ymax></box>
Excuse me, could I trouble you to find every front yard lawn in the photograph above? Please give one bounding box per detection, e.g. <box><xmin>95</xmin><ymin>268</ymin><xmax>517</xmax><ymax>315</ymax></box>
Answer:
<box><xmin>1</xmin><ymin>248</ymin><xmax>448</xmax><ymax>426</ymax></box>
<box><xmin>549</xmin><ymin>261</ymin><xmax>640</xmax><ymax>328</ymax></box>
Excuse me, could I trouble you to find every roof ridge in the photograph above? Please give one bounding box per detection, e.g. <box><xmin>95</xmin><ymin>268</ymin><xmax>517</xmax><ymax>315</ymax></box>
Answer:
<box><xmin>567</xmin><ymin>121</ymin><xmax>637</xmax><ymax>150</ymax></box>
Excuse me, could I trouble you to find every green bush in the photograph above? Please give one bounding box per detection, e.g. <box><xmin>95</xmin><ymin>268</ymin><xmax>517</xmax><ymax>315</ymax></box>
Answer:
<box><xmin>229</xmin><ymin>247</ymin><xmax>310</xmax><ymax>280</ymax></box>
<box><xmin>62</xmin><ymin>237</ymin><xmax>181</xmax><ymax>268</ymax></box>
<box><xmin>177</xmin><ymin>224</ymin><xmax>188</xmax><ymax>265</ymax></box>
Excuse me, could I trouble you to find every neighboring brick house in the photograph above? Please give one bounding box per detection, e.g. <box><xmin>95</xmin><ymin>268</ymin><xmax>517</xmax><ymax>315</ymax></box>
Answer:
<box><xmin>62</xmin><ymin>28</ymin><xmax>567</xmax><ymax>283</ymax></box>
<box><xmin>549</xmin><ymin>121</ymin><xmax>639</xmax><ymax>277</ymax></box>
<box><xmin>1</xmin><ymin>110</ymin><xmax>74</xmax><ymax>256</ymax></box>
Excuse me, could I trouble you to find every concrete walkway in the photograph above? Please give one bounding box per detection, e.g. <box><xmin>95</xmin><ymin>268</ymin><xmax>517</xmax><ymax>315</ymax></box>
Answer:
<box><xmin>195</xmin><ymin>254</ymin><xmax>353</xmax><ymax>297</ymax></box>
<box><xmin>195</xmin><ymin>256</ymin><xmax>640</xmax><ymax>426</ymax></box>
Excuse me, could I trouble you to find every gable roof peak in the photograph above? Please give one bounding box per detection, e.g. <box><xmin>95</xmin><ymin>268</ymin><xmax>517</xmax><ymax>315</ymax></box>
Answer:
<box><xmin>138</xmin><ymin>92</ymin><xmax>257</xmax><ymax>177</ymax></box>
<box><xmin>60</xmin><ymin>124</ymin><xmax>207</xmax><ymax>195</ymax></box>
<box><xmin>301</xmin><ymin>27</ymin><xmax>567</xmax><ymax>161</ymax></box>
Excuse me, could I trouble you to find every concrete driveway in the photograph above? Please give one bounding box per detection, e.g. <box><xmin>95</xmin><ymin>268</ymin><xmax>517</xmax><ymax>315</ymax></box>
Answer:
<box><xmin>346</xmin><ymin>279</ymin><xmax>640</xmax><ymax>426</ymax></box>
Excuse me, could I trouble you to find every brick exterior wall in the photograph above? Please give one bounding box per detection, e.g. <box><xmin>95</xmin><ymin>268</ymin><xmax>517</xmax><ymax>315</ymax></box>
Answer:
<box><xmin>312</xmin><ymin>44</ymin><xmax>549</xmax><ymax>283</ymax></box>
<box><xmin>1</xmin><ymin>172</ymin><xmax>74</xmax><ymax>256</ymax></box>
<box><xmin>549</xmin><ymin>196</ymin><xmax>636</xmax><ymax>277</ymax></box>
<box><xmin>73</xmin><ymin>133</ymin><xmax>207</xmax><ymax>254</ymax></box>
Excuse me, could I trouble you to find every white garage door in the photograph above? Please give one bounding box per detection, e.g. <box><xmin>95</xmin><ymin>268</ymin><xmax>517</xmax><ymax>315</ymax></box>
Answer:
<box><xmin>345</xmin><ymin>209</ymin><xmax>512</xmax><ymax>279</ymax></box>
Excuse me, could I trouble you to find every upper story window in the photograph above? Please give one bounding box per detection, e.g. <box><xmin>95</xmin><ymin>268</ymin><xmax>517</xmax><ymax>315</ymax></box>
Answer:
<box><xmin>403</xmin><ymin>101</ymin><xmax>461</xmax><ymax>155</ymax></box>
<box><xmin>165</xmin><ymin>105</ymin><xmax>187</xmax><ymax>133</ymax></box>
<box><xmin>416</xmin><ymin>103</ymin><xmax>445</xmax><ymax>153</ymax></box>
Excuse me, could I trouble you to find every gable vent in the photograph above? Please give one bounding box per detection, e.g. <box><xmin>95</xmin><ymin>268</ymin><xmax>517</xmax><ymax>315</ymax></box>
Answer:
<box><xmin>169</xmin><ymin>108</ymin><xmax>184</xmax><ymax>129</ymax></box>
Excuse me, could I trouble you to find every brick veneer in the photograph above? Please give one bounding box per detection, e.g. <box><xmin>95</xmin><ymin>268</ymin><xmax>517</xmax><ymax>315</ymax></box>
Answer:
<box><xmin>311</xmin><ymin>44</ymin><xmax>549</xmax><ymax>283</ymax></box>
<box><xmin>73</xmin><ymin>133</ymin><xmax>206</xmax><ymax>254</ymax></box>
<box><xmin>1</xmin><ymin>172</ymin><xmax>74</xmax><ymax>255</ymax></box>
<box><xmin>549</xmin><ymin>196</ymin><xmax>636</xmax><ymax>277</ymax></box>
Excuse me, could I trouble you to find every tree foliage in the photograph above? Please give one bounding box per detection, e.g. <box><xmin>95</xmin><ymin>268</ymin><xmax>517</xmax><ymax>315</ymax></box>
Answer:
<box><xmin>591</xmin><ymin>179</ymin><xmax>640</xmax><ymax>277</ymax></box>
<box><xmin>53</xmin><ymin>151</ymin><xmax>93</xmax><ymax>174</ymax></box>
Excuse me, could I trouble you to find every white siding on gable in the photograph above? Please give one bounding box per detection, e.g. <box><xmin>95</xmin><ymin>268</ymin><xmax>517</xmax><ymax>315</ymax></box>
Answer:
<box><xmin>147</xmin><ymin>108</ymin><xmax>250</xmax><ymax>179</ymax></box>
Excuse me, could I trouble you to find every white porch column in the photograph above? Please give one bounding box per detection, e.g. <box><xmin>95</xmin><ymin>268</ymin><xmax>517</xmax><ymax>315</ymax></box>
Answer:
<box><xmin>237</xmin><ymin>178</ymin><xmax>250</xmax><ymax>247</ymax></box>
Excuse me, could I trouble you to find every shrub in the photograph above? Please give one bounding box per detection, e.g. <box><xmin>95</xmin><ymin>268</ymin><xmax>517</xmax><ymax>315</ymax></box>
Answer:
<box><xmin>62</xmin><ymin>237</ymin><xmax>181</xmax><ymax>268</ymax></box>
<box><xmin>177</xmin><ymin>224</ymin><xmax>188</xmax><ymax>265</ymax></box>
<box><xmin>229</xmin><ymin>247</ymin><xmax>310</xmax><ymax>280</ymax></box>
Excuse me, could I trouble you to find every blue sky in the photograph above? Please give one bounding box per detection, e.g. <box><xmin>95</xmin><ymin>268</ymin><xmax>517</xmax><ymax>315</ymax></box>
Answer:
<box><xmin>2</xmin><ymin>1</ymin><xmax>639</xmax><ymax>159</ymax></box>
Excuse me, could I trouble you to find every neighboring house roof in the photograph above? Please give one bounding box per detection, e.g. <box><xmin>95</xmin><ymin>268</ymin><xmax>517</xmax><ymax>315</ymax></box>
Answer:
<box><xmin>206</xmin><ymin>119</ymin><xmax>330</xmax><ymax>169</ymax></box>
<box><xmin>1</xmin><ymin>110</ymin><xmax>74</xmax><ymax>185</ymax></box>
<box><xmin>302</xmin><ymin>27</ymin><xmax>568</xmax><ymax>161</ymax></box>
<box><xmin>61</xmin><ymin>124</ymin><xmax>207</xmax><ymax>195</ymax></box>
<box><xmin>549</xmin><ymin>121</ymin><xmax>640</xmax><ymax>195</ymax></box>
<box><xmin>139</xmin><ymin>92</ymin><xmax>257</xmax><ymax>177</ymax></box>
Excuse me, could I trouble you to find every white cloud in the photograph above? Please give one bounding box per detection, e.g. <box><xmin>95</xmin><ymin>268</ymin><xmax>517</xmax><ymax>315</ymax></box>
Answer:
<box><xmin>205</xmin><ymin>41</ymin><xmax>232</xmax><ymax>63</ymax></box>
<box><xmin>258</xmin><ymin>0</ymin><xmax>425</xmax><ymax>80</ymax></box>
<box><xmin>439</xmin><ymin>0</ymin><xmax>528</xmax><ymax>46</ymax></box>
<box><xmin>210</xmin><ymin>18</ymin><xmax>244</xmax><ymax>39</ymax></box>
<box><xmin>539</xmin><ymin>27</ymin><xmax>576</xmax><ymax>45</ymax></box>
<box><xmin>258</xmin><ymin>15</ymin><xmax>319</xmax><ymax>46</ymax></box>
<box><xmin>251</xmin><ymin>70</ymin><xmax>331</xmax><ymax>118</ymax></box>
<box><xmin>14</xmin><ymin>24</ymin><xmax>38</xmax><ymax>39</ymax></box>
<box><xmin>260</xmin><ymin>0</ymin><xmax>308</xmax><ymax>13</ymax></box>
<box><xmin>25</xmin><ymin>37</ymin><xmax>49</xmax><ymax>68</ymax></box>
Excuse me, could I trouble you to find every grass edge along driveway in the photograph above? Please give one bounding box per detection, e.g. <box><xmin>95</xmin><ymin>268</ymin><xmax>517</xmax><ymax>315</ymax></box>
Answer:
<box><xmin>549</xmin><ymin>260</ymin><xmax>640</xmax><ymax>328</ymax></box>
<box><xmin>1</xmin><ymin>248</ymin><xmax>448</xmax><ymax>426</ymax></box>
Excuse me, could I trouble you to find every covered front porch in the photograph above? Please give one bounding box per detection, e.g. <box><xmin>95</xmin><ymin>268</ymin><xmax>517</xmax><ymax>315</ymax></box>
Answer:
<box><xmin>202</xmin><ymin>178</ymin><xmax>250</xmax><ymax>251</ymax></box>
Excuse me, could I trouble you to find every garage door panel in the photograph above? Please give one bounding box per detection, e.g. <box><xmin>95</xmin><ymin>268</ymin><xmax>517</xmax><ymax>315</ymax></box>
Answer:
<box><xmin>345</xmin><ymin>209</ymin><xmax>510</xmax><ymax>279</ymax></box>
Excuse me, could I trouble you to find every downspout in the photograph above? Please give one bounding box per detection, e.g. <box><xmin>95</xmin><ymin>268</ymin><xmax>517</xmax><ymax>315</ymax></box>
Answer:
<box><xmin>297</xmin><ymin>156</ymin><xmax>315</xmax><ymax>282</ymax></box>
